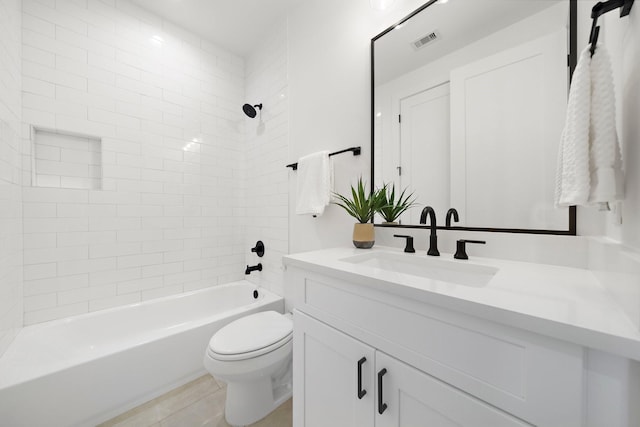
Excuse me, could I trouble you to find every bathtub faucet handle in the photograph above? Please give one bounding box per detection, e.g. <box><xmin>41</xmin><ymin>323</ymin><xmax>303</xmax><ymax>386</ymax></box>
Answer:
<box><xmin>245</xmin><ymin>263</ymin><xmax>263</xmax><ymax>275</ymax></box>
<box><xmin>251</xmin><ymin>241</ymin><xmax>265</xmax><ymax>257</ymax></box>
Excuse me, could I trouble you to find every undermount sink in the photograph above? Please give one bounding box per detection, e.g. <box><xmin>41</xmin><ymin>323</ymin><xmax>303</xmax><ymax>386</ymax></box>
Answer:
<box><xmin>341</xmin><ymin>251</ymin><xmax>498</xmax><ymax>287</ymax></box>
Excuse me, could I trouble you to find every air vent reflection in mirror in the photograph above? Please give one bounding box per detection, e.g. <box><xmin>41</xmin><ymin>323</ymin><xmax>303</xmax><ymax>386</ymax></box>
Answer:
<box><xmin>412</xmin><ymin>30</ymin><xmax>440</xmax><ymax>50</ymax></box>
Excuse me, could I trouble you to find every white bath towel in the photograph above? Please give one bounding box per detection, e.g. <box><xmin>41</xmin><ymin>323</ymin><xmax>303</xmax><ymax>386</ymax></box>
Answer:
<box><xmin>555</xmin><ymin>46</ymin><xmax>591</xmax><ymax>206</ymax></box>
<box><xmin>295</xmin><ymin>151</ymin><xmax>333</xmax><ymax>216</ymax></box>
<box><xmin>555</xmin><ymin>45</ymin><xmax>624</xmax><ymax>207</ymax></box>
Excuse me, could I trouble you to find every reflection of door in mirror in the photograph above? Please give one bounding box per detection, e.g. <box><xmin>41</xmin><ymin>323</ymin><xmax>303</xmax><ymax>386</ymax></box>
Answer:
<box><xmin>450</xmin><ymin>28</ymin><xmax>567</xmax><ymax>229</ymax></box>
<box><xmin>399</xmin><ymin>83</ymin><xmax>450</xmax><ymax>225</ymax></box>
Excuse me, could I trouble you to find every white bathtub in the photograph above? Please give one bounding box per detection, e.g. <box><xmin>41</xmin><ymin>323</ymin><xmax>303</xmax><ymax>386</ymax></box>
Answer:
<box><xmin>0</xmin><ymin>281</ymin><xmax>283</xmax><ymax>427</ymax></box>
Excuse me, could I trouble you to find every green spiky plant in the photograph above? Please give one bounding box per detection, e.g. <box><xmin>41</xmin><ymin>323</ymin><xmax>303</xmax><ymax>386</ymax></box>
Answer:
<box><xmin>376</xmin><ymin>183</ymin><xmax>417</xmax><ymax>223</ymax></box>
<box><xmin>332</xmin><ymin>177</ymin><xmax>385</xmax><ymax>223</ymax></box>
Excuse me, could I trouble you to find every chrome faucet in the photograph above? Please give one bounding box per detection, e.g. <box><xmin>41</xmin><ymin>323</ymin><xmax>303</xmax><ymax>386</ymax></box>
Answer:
<box><xmin>419</xmin><ymin>206</ymin><xmax>440</xmax><ymax>256</ymax></box>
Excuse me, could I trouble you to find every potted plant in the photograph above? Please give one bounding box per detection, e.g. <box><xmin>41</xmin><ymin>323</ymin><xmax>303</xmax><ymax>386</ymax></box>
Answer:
<box><xmin>376</xmin><ymin>183</ymin><xmax>417</xmax><ymax>225</ymax></box>
<box><xmin>333</xmin><ymin>177</ymin><xmax>385</xmax><ymax>249</ymax></box>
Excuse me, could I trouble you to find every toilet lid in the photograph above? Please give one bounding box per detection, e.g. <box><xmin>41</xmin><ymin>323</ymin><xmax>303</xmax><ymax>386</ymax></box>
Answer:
<box><xmin>209</xmin><ymin>311</ymin><xmax>292</xmax><ymax>356</ymax></box>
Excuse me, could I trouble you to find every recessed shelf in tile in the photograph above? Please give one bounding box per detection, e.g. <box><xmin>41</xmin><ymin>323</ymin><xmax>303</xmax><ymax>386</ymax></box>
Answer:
<box><xmin>33</xmin><ymin>129</ymin><xmax>102</xmax><ymax>190</ymax></box>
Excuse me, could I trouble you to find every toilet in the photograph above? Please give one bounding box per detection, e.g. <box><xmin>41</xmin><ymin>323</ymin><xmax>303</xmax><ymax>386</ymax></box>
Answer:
<box><xmin>203</xmin><ymin>310</ymin><xmax>293</xmax><ymax>426</ymax></box>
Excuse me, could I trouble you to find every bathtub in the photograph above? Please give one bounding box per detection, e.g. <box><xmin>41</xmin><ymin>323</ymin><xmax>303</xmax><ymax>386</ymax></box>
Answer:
<box><xmin>0</xmin><ymin>281</ymin><xmax>283</xmax><ymax>427</ymax></box>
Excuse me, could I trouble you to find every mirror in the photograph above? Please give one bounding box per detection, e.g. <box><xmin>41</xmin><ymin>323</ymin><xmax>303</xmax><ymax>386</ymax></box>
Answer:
<box><xmin>372</xmin><ymin>0</ymin><xmax>576</xmax><ymax>234</ymax></box>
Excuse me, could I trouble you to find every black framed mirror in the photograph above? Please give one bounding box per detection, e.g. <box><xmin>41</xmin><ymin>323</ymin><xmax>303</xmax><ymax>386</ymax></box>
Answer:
<box><xmin>371</xmin><ymin>0</ymin><xmax>577</xmax><ymax>235</ymax></box>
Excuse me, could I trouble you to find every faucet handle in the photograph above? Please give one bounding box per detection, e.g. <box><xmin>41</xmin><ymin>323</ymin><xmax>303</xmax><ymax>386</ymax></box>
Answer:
<box><xmin>454</xmin><ymin>239</ymin><xmax>486</xmax><ymax>260</ymax></box>
<box><xmin>251</xmin><ymin>240</ymin><xmax>265</xmax><ymax>257</ymax></box>
<box><xmin>393</xmin><ymin>235</ymin><xmax>415</xmax><ymax>253</ymax></box>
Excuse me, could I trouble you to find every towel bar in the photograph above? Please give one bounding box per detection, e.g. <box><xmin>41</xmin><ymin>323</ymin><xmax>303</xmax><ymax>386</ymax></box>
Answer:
<box><xmin>286</xmin><ymin>146</ymin><xmax>361</xmax><ymax>171</ymax></box>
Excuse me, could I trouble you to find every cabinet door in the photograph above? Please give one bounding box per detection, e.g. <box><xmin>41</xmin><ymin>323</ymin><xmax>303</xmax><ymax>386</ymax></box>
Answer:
<box><xmin>375</xmin><ymin>352</ymin><xmax>532</xmax><ymax>427</ymax></box>
<box><xmin>294</xmin><ymin>311</ymin><xmax>375</xmax><ymax>427</ymax></box>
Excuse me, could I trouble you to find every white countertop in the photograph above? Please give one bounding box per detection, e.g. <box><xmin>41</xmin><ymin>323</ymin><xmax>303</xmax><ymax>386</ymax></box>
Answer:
<box><xmin>284</xmin><ymin>246</ymin><xmax>640</xmax><ymax>361</ymax></box>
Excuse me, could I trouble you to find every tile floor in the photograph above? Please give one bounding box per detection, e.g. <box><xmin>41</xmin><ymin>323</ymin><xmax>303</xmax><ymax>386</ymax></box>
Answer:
<box><xmin>99</xmin><ymin>375</ymin><xmax>292</xmax><ymax>427</ymax></box>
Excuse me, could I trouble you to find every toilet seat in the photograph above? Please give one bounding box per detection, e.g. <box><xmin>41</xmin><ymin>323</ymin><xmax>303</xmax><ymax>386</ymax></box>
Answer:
<box><xmin>207</xmin><ymin>311</ymin><xmax>292</xmax><ymax>362</ymax></box>
<box><xmin>207</xmin><ymin>334</ymin><xmax>292</xmax><ymax>361</ymax></box>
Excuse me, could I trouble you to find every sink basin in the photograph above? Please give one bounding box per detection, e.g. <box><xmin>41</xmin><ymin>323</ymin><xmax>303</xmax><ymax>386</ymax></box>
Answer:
<box><xmin>341</xmin><ymin>252</ymin><xmax>498</xmax><ymax>287</ymax></box>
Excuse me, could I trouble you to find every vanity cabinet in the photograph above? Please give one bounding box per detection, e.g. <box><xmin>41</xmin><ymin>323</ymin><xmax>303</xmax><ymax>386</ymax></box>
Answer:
<box><xmin>294</xmin><ymin>311</ymin><xmax>374</xmax><ymax>427</ymax></box>
<box><xmin>288</xmin><ymin>267</ymin><xmax>585</xmax><ymax>427</ymax></box>
<box><xmin>295</xmin><ymin>311</ymin><xmax>530</xmax><ymax>427</ymax></box>
<box><xmin>375</xmin><ymin>350</ymin><xmax>531</xmax><ymax>427</ymax></box>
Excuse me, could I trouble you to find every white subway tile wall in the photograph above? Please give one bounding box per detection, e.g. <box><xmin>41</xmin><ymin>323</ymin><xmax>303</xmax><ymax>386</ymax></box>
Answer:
<box><xmin>243</xmin><ymin>21</ymin><xmax>289</xmax><ymax>296</ymax></box>
<box><xmin>21</xmin><ymin>0</ymin><xmax>247</xmax><ymax>324</ymax></box>
<box><xmin>0</xmin><ymin>0</ymin><xmax>24</xmax><ymax>355</ymax></box>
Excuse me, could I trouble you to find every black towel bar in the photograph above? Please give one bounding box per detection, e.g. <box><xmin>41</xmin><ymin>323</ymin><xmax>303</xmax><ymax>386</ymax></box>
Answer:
<box><xmin>286</xmin><ymin>146</ymin><xmax>361</xmax><ymax>171</ymax></box>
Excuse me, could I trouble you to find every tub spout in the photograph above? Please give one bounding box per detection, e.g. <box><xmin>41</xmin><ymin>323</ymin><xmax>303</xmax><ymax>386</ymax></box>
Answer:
<box><xmin>245</xmin><ymin>263</ymin><xmax>263</xmax><ymax>275</ymax></box>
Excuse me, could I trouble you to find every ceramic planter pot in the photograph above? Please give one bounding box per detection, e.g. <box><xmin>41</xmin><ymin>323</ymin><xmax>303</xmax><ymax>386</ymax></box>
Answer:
<box><xmin>353</xmin><ymin>223</ymin><xmax>375</xmax><ymax>249</ymax></box>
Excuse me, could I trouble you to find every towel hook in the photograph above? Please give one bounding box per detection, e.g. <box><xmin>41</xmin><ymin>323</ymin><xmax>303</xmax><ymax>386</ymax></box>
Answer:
<box><xmin>589</xmin><ymin>0</ymin><xmax>634</xmax><ymax>56</ymax></box>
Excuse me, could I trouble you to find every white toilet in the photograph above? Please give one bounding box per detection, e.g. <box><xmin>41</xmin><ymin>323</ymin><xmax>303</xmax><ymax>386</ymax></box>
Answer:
<box><xmin>203</xmin><ymin>310</ymin><xmax>293</xmax><ymax>426</ymax></box>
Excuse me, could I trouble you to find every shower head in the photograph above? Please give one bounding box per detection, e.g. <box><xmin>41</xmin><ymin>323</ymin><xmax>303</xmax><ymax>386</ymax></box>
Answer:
<box><xmin>242</xmin><ymin>103</ymin><xmax>262</xmax><ymax>118</ymax></box>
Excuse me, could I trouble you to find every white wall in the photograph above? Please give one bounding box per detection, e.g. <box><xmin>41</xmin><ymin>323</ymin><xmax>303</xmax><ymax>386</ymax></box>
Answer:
<box><xmin>604</xmin><ymin>3</ymin><xmax>640</xmax><ymax>250</ymax></box>
<box><xmin>287</xmin><ymin>0</ymin><xmax>425</xmax><ymax>254</ymax></box>
<box><xmin>20</xmin><ymin>0</ymin><xmax>246</xmax><ymax>324</ymax></box>
<box><xmin>577</xmin><ymin>2</ymin><xmax>640</xmax><ymax>356</ymax></box>
<box><xmin>0</xmin><ymin>0</ymin><xmax>23</xmax><ymax>355</ymax></box>
<box><xmin>243</xmin><ymin>19</ymin><xmax>289</xmax><ymax>296</ymax></box>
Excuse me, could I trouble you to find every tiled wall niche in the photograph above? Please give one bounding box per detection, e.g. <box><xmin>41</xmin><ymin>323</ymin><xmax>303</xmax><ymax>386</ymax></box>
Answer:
<box><xmin>32</xmin><ymin>128</ymin><xmax>102</xmax><ymax>190</ymax></box>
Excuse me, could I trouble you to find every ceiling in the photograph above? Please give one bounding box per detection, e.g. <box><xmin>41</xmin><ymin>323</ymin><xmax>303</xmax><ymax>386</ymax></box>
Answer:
<box><xmin>129</xmin><ymin>0</ymin><xmax>301</xmax><ymax>57</ymax></box>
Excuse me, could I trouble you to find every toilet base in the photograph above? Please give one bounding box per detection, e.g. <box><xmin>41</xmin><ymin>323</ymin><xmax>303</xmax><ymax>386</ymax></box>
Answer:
<box><xmin>224</xmin><ymin>374</ymin><xmax>292</xmax><ymax>427</ymax></box>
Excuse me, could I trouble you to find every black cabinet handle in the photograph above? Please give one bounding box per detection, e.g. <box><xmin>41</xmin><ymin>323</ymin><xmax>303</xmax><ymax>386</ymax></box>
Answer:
<box><xmin>357</xmin><ymin>357</ymin><xmax>367</xmax><ymax>399</ymax></box>
<box><xmin>378</xmin><ymin>368</ymin><xmax>388</xmax><ymax>414</ymax></box>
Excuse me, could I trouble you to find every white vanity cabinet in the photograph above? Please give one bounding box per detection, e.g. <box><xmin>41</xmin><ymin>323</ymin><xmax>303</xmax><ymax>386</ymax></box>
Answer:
<box><xmin>288</xmin><ymin>266</ymin><xmax>585</xmax><ymax>427</ymax></box>
<box><xmin>295</xmin><ymin>311</ymin><xmax>530</xmax><ymax>427</ymax></box>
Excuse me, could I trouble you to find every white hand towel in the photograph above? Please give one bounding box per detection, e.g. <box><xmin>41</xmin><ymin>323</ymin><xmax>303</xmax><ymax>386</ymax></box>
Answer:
<box><xmin>555</xmin><ymin>45</ymin><xmax>624</xmax><ymax>207</ymax></box>
<box><xmin>295</xmin><ymin>151</ymin><xmax>333</xmax><ymax>216</ymax></box>
<box><xmin>588</xmin><ymin>45</ymin><xmax>624</xmax><ymax>205</ymax></box>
